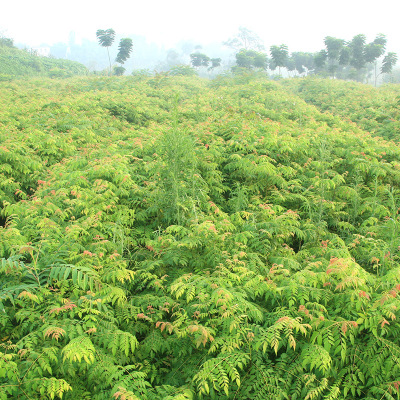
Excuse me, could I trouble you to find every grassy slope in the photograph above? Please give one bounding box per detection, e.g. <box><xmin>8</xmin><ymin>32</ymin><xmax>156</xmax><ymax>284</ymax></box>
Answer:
<box><xmin>1</xmin><ymin>75</ymin><xmax>400</xmax><ymax>399</ymax></box>
<box><xmin>0</xmin><ymin>46</ymin><xmax>88</xmax><ymax>78</ymax></box>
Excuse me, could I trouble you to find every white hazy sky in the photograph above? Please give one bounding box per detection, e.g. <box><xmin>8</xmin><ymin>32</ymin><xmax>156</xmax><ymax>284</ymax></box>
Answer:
<box><xmin>1</xmin><ymin>0</ymin><xmax>400</xmax><ymax>53</ymax></box>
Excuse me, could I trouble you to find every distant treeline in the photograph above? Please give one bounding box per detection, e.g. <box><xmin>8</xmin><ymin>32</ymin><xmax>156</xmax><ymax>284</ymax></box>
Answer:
<box><xmin>2</xmin><ymin>29</ymin><xmax>398</xmax><ymax>84</ymax></box>
<box><xmin>189</xmin><ymin>29</ymin><xmax>398</xmax><ymax>85</ymax></box>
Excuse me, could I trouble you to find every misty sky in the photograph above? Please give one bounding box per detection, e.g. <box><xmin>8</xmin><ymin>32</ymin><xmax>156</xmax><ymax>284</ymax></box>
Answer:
<box><xmin>1</xmin><ymin>0</ymin><xmax>400</xmax><ymax>54</ymax></box>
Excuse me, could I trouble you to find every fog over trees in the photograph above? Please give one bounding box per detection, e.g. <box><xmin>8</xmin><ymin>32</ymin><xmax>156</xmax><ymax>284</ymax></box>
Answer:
<box><xmin>7</xmin><ymin>26</ymin><xmax>396</xmax><ymax>84</ymax></box>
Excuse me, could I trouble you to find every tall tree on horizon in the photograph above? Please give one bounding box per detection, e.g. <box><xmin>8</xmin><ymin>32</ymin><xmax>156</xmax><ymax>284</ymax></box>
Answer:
<box><xmin>314</xmin><ymin>49</ymin><xmax>328</xmax><ymax>73</ymax></box>
<box><xmin>364</xmin><ymin>34</ymin><xmax>387</xmax><ymax>85</ymax></box>
<box><xmin>96</xmin><ymin>28</ymin><xmax>116</xmax><ymax>75</ymax></box>
<box><xmin>381</xmin><ymin>52</ymin><xmax>398</xmax><ymax>77</ymax></box>
<box><xmin>348</xmin><ymin>34</ymin><xmax>367</xmax><ymax>81</ymax></box>
<box><xmin>324</xmin><ymin>36</ymin><xmax>345</xmax><ymax>77</ymax></box>
<box><xmin>235</xmin><ymin>49</ymin><xmax>268</xmax><ymax>70</ymax></box>
<box><xmin>224</xmin><ymin>27</ymin><xmax>265</xmax><ymax>52</ymax></box>
<box><xmin>114</xmin><ymin>38</ymin><xmax>133</xmax><ymax>75</ymax></box>
<box><xmin>291</xmin><ymin>52</ymin><xmax>315</xmax><ymax>75</ymax></box>
<box><xmin>190</xmin><ymin>53</ymin><xmax>210</xmax><ymax>68</ymax></box>
<box><xmin>270</xmin><ymin>44</ymin><xmax>289</xmax><ymax>75</ymax></box>
<box><xmin>209</xmin><ymin>57</ymin><xmax>222</xmax><ymax>70</ymax></box>
<box><xmin>116</xmin><ymin>38</ymin><xmax>133</xmax><ymax>64</ymax></box>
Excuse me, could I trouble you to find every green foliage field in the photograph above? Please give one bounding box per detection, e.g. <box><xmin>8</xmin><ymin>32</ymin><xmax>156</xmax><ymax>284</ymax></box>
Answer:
<box><xmin>0</xmin><ymin>46</ymin><xmax>87</xmax><ymax>79</ymax></box>
<box><xmin>284</xmin><ymin>78</ymin><xmax>400</xmax><ymax>141</ymax></box>
<box><xmin>1</xmin><ymin>75</ymin><xmax>400</xmax><ymax>399</ymax></box>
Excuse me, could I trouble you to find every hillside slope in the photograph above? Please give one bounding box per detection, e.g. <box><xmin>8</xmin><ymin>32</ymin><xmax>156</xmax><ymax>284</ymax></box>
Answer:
<box><xmin>0</xmin><ymin>45</ymin><xmax>88</xmax><ymax>78</ymax></box>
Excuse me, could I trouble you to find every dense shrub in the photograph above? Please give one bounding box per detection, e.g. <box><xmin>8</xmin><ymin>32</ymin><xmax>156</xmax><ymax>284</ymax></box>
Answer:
<box><xmin>1</xmin><ymin>75</ymin><xmax>400</xmax><ymax>399</ymax></box>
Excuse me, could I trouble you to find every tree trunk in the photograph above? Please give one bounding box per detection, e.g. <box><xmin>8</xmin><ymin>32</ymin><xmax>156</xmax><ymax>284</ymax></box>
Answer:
<box><xmin>107</xmin><ymin>47</ymin><xmax>112</xmax><ymax>76</ymax></box>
